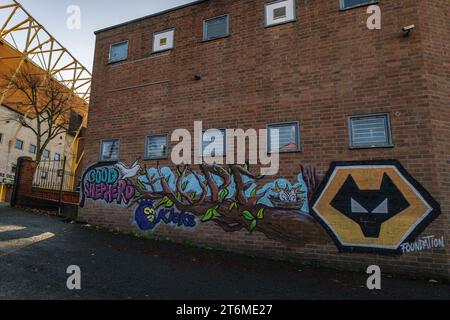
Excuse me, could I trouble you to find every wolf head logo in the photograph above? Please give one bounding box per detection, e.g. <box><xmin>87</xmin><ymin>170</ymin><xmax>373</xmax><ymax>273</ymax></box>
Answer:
<box><xmin>330</xmin><ymin>173</ymin><xmax>410</xmax><ymax>238</ymax></box>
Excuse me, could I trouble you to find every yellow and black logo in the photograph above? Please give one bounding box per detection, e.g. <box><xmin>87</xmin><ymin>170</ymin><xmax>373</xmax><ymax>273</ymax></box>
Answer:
<box><xmin>311</xmin><ymin>160</ymin><xmax>441</xmax><ymax>254</ymax></box>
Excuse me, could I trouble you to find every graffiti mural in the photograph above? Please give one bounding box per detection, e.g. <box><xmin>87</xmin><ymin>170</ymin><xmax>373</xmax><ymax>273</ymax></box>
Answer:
<box><xmin>80</xmin><ymin>159</ymin><xmax>440</xmax><ymax>253</ymax></box>
<box><xmin>311</xmin><ymin>160</ymin><xmax>441</xmax><ymax>254</ymax></box>
<box><xmin>80</xmin><ymin>161</ymin><xmax>323</xmax><ymax>242</ymax></box>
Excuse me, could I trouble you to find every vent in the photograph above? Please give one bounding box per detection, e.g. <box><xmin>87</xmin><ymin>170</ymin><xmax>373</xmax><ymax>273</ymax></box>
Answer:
<box><xmin>273</xmin><ymin>7</ymin><xmax>287</xmax><ymax>19</ymax></box>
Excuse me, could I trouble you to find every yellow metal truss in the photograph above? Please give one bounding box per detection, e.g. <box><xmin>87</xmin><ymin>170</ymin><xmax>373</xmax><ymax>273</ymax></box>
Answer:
<box><xmin>0</xmin><ymin>0</ymin><xmax>91</xmax><ymax>103</ymax></box>
<box><xmin>0</xmin><ymin>0</ymin><xmax>91</xmax><ymax>188</ymax></box>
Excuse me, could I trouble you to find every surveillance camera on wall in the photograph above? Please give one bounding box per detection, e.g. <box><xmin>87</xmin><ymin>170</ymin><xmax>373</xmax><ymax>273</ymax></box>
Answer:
<box><xmin>402</xmin><ymin>24</ymin><xmax>415</xmax><ymax>36</ymax></box>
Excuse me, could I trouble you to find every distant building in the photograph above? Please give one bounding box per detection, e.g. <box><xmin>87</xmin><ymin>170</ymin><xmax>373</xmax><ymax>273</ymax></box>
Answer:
<box><xmin>0</xmin><ymin>104</ymin><xmax>79</xmax><ymax>202</ymax></box>
<box><xmin>0</xmin><ymin>1</ymin><xmax>91</xmax><ymax>202</ymax></box>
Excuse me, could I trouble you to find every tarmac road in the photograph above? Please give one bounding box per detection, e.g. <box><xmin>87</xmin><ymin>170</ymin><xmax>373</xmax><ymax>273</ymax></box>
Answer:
<box><xmin>0</xmin><ymin>204</ymin><xmax>448</xmax><ymax>300</ymax></box>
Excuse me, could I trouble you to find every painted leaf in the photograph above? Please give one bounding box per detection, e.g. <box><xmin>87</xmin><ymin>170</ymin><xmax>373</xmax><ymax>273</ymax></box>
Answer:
<box><xmin>229</xmin><ymin>202</ymin><xmax>238</xmax><ymax>210</ymax></box>
<box><xmin>181</xmin><ymin>181</ymin><xmax>189</xmax><ymax>191</ymax></box>
<box><xmin>212</xmin><ymin>209</ymin><xmax>222</xmax><ymax>218</ymax></box>
<box><xmin>251</xmin><ymin>188</ymin><xmax>257</xmax><ymax>197</ymax></box>
<box><xmin>158</xmin><ymin>196</ymin><xmax>168</xmax><ymax>206</ymax></box>
<box><xmin>176</xmin><ymin>192</ymin><xmax>182</xmax><ymax>202</ymax></box>
<box><xmin>190</xmin><ymin>192</ymin><xmax>197</xmax><ymax>201</ymax></box>
<box><xmin>249</xmin><ymin>220</ymin><xmax>257</xmax><ymax>231</ymax></box>
<box><xmin>202</xmin><ymin>209</ymin><xmax>214</xmax><ymax>222</ymax></box>
<box><xmin>166</xmin><ymin>199</ymin><xmax>174</xmax><ymax>208</ymax></box>
<box><xmin>257</xmin><ymin>208</ymin><xmax>265</xmax><ymax>220</ymax></box>
<box><xmin>219</xmin><ymin>188</ymin><xmax>229</xmax><ymax>200</ymax></box>
<box><xmin>135</xmin><ymin>180</ymin><xmax>145</xmax><ymax>190</ymax></box>
<box><xmin>241</xmin><ymin>210</ymin><xmax>254</xmax><ymax>221</ymax></box>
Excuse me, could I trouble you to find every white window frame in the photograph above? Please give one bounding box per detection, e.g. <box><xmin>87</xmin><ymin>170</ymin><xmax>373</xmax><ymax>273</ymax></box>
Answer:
<box><xmin>267</xmin><ymin>122</ymin><xmax>301</xmax><ymax>153</ymax></box>
<box><xmin>100</xmin><ymin>139</ymin><xmax>120</xmax><ymax>162</ymax></box>
<box><xmin>152</xmin><ymin>28</ymin><xmax>175</xmax><ymax>53</ymax></box>
<box><xmin>109</xmin><ymin>40</ymin><xmax>129</xmax><ymax>63</ymax></box>
<box><xmin>264</xmin><ymin>0</ymin><xmax>297</xmax><ymax>28</ymax></box>
<box><xmin>348</xmin><ymin>113</ymin><xmax>393</xmax><ymax>149</ymax></box>
<box><xmin>145</xmin><ymin>134</ymin><xmax>169</xmax><ymax>160</ymax></box>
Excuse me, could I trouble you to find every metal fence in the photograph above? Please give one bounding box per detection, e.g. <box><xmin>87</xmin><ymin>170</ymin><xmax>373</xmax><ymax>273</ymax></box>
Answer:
<box><xmin>33</xmin><ymin>157</ymin><xmax>75</xmax><ymax>192</ymax></box>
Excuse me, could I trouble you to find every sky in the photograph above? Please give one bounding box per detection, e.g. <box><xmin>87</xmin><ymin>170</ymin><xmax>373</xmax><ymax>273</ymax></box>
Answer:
<box><xmin>18</xmin><ymin>0</ymin><xmax>196</xmax><ymax>71</ymax></box>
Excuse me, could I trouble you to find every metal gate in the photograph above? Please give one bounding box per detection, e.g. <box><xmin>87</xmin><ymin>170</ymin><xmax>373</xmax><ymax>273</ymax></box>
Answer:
<box><xmin>32</xmin><ymin>157</ymin><xmax>75</xmax><ymax>192</ymax></box>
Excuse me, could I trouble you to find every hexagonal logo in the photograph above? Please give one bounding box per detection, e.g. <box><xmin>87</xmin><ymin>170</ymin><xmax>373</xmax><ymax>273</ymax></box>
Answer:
<box><xmin>311</xmin><ymin>160</ymin><xmax>441</xmax><ymax>254</ymax></box>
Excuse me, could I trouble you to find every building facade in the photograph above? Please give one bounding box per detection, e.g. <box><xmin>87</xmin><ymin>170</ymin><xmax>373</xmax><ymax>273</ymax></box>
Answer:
<box><xmin>0</xmin><ymin>104</ymin><xmax>78</xmax><ymax>202</ymax></box>
<box><xmin>80</xmin><ymin>0</ymin><xmax>449</xmax><ymax>279</ymax></box>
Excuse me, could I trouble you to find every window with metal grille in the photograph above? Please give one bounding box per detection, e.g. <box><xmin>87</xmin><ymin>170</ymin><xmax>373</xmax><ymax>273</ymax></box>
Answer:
<box><xmin>273</xmin><ymin>7</ymin><xmax>287</xmax><ymax>19</ymax></box>
<box><xmin>54</xmin><ymin>153</ymin><xmax>61</xmax><ymax>161</ymax></box>
<box><xmin>349</xmin><ymin>114</ymin><xmax>393</xmax><ymax>148</ymax></box>
<box><xmin>268</xmin><ymin>122</ymin><xmax>301</xmax><ymax>153</ymax></box>
<box><xmin>109</xmin><ymin>41</ymin><xmax>128</xmax><ymax>63</ymax></box>
<box><xmin>145</xmin><ymin>134</ymin><xmax>168</xmax><ymax>160</ymax></box>
<box><xmin>100</xmin><ymin>139</ymin><xmax>120</xmax><ymax>162</ymax></box>
<box><xmin>340</xmin><ymin>0</ymin><xmax>378</xmax><ymax>10</ymax></box>
<box><xmin>43</xmin><ymin>150</ymin><xmax>50</xmax><ymax>159</ymax></box>
<box><xmin>265</xmin><ymin>0</ymin><xmax>296</xmax><ymax>27</ymax></box>
<box><xmin>202</xmin><ymin>129</ymin><xmax>226</xmax><ymax>157</ymax></box>
<box><xmin>203</xmin><ymin>15</ymin><xmax>229</xmax><ymax>41</ymax></box>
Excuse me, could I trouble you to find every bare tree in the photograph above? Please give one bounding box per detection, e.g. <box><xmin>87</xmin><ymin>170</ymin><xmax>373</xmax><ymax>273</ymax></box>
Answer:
<box><xmin>1</xmin><ymin>66</ymin><xmax>79</xmax><ymax>163</ymax></box>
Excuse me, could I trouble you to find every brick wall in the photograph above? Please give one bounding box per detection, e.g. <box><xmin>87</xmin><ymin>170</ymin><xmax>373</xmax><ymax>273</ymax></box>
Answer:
<box><xmin>80</xmin><ymin>0</ymin><xmax>449</xmax><ymax>279</ymax></box>
<box><xmin>417</xmin><ymin>0</ymin><xmax>450</xmax><ymax>280</ymax></box>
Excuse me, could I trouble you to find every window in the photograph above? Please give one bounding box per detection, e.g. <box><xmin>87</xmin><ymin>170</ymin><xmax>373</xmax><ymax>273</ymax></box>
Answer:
<box><xmin>145</xmin><ymin>134</ymin><xmax>169</xmax><ymax>160</ymax></box>
<box><xmin>15</xmin><ymin>139</ymin><xmax>23</xmax><ymax>150</ymax></box>
<box><xmin>340</xmin><ymin>0</ymin><xmax>378</xmax><ymax>10</ymax></box>
<box><xmin>11</xmin><ymin>164</ymin><xmax>16</xmax><ymax>173</ymax></box>
<box><xmin>100</xmin><ymin>139</ymin><xmax>120</xmax><ymax>162</ymax></box>
<box><xmin>202</xmin><ymin>129</ymin><xmax>227</xmax><ymax>157</ymax></box>
<box><xmin>109</xmin><ymin>41</ymin><xmax>128</xmax><ymax>63</ymax></box>
<box><xmin>153</xmin><ymin>29</ymin><xmax>175</xmax><ymax>53</ymax></box>
<box><xmin>268</xmin><ymin>122</ymin><xmax>301</xmax><ymax>153</ymax></box>
<box><xmin>203</xmin><ymin>15</ymin><xmax>229</xmax><ymax>41</ymax></box>
<box><xmin>43</xmin><ymin>150</ymin><xmax>50</xmax><ymax>159</ymax></box>
<box><xmin>29</xmin><ymin>144</ymin><xmax>37</xmax><ymax>154</ymax></box>
<box><xmin>54</xmin><ymin>153</ymin><xmax>61</xmax><ymax>161</ymax></box>
<box><xmin>349</xmin><ymin>113</ymin><xmax>393</xmax><ymax>149</ymax></box>
<box><xmin>265</xmin><ymin>0</ymin><xmax>296</xmax><ymax>27</ymax></box>
<box><xmin>0</xmin><ymin>133</ymin><xmax>3</xmax><ymax>144</ymax></box>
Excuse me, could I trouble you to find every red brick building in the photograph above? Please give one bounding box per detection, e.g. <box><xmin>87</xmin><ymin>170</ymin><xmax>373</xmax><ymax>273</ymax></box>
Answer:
<box><xmin>80</xmin><ymin>0</ymin><xmax>449</xmax><ymax>280</ymax></box>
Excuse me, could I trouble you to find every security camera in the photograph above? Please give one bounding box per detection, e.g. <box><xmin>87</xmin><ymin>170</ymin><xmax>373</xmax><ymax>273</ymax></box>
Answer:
<box><xmin>402</xmin><ymin>24</ymin><xmax>415</xmax><ymax>36</ymax></box>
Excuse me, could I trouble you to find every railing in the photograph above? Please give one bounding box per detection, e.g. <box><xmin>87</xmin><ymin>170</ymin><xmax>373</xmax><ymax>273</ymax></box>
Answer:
<box><xmin>33</xmin><ymin>157</ymin><xmax>75</xmax><ymax>192</ymax></box>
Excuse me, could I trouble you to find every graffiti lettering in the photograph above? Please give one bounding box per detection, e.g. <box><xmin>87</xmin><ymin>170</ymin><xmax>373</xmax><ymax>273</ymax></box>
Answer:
<box><xmin>135</xmin><ymin>200</ymin><xmax>197</xmax><ymax>231</ymax></box>
<box><xmin>400</xmin><ymin>235</ymin><xmax>445</xmax><ymax>254</ymax></box>
<box><xmin>81</xmin><ymin>163</ymin><xmax>137</xmax><ymax>206</ymax></box>
<box><xmin>83</xmin><ymin>180</ymin><xmax>135</xmax><ymax>205</ymax></box>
